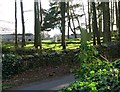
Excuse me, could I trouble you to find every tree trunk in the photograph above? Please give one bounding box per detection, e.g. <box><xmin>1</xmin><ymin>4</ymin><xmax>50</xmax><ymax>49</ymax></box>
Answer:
<box><xmin>98</xmin><ymin>3</ymin><xmax>102</xmax><ymax>37</ymax></box>
<box><xmin>70</xmin><ymin>9</ymin><xmax>77</xmax><ymax>38</ymax></box>
<box><xmin>103</xmin><ymin>2</ymin><xmax>111</xmax><ymax>43</ymax></box>
<box><xmin>15</xmin><ymin>0</ymin><xmax>18</xmax><ymax>48</ymax></box>
<box><xmin>60</xmin><ymin>2</ymin><xmax>66</xmax><ymax>50</ymax></box>
<box><xmin>82</xmin><ymin>2</ymin><xmax>87</xmax><ymax>29</ymax></box>
<box><xmin>115</xmin><ymin>1</ymin><xmax>119</xmax><ymax>31</ymax></box>
<box><xmin>92</xmin><ymin>2</ymin><xmax>101</xmax><ymax>45</ymax></box>
<box><xmin>98</xmin><ymin>15</ymin><xmax>102</xmax><ymax>37</ymax></box>
<box><xmin>34</xmin><ymin>1</ymin><xmax>38</xmax><ymax>48</ymax></box>
<box><xmin>88</xmin><ymin>2</ymin><xmax>91</xmax><ymax>33</ymax></box>
<box><xmin>38</xmin><ymin>0</ymin><xmax>42</xmax><ymax>49</ymax></box>
<box><xmin>118</xmin><ymin>1</ymin><xmax>120</xmax><ymax>40</ymax></box>
<box><xmin>67</xmin><ymin>2</ymin><xmax>70</xmax><ymax>39</ymax></box>
<box><xmin>111</xmin><ymin>1</ymin><xmax>114</xmax><ymax>32</ymax></box>
<box><xmin>20</xmin><ymin>0</ymin><xmax>25</xmax><ymax>48</ymax></box>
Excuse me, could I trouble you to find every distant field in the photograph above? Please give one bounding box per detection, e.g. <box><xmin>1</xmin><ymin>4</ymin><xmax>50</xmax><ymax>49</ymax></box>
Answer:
<box><xmin>2</xmin><ymin>38</ymin><xmax>81</xmax><ymax>51</ymax></box>
<box><xmin>2</xmin><ymin>37</ymin><xmax>116</xmax><ymax>51</ymax></box>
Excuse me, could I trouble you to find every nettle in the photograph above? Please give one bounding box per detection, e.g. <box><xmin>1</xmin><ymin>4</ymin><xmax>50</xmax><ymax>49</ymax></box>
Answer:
<box><xmin>61</xmin><ymin>45</ymin><xmax>120</xmax><ymax>92</ymax></box>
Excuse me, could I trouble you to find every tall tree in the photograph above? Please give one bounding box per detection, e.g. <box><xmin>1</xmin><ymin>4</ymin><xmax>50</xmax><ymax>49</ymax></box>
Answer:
<box><xmin>70</xmin><ymin>9</ymin><xmax>77</xmax><ymax>38</ymax></box>
<box><xmin>39</xmin><ymin>0</ymin><xmax>42</xmax><ymax>49</ymax></box>
<box><xmin>67</xmin><ymin>2</ymin><xmax>70</xmax><ymax>39</ymax></box>
<box><xmin>88</xmin><ymin>2</ymin><xmax>91</xmax><ymax>33</ymax></box>
<box><xmin>20</xmin><ymin>0</ymin><xmax>25</xmax><ymax>47</ymax></box>
<box><xmin>60</xmin><ymin>2</ymin><xmax>66</xmax><ymax>49</ymax></box>
<box><xmin>118</xmin><ymin>1</ymin><xmax>120</xmax><ymax>40</ymax></box>
<box><xmin>115</xmin><ymin>1</ymin><xmax>119</xmax><ymax>31</ymax></box>
<box><xmin>97</xmin><ymin>2</ymin><xmax>103</xmax><ymax>37</ymax></box>
<box><xmin>92</xmin><ymin>2</ymin><xmax>101</xmax><ymax>45</ymax></box>
<box><xmin>110</xmin><ymin>1</ymin><xmax>114</xmax><ymax>32</ymax></box>
<box><xmin>103</xmin><ymin>2</ymin><xmax>111</xmax><ymax>43</ymax></box>
<box><xmin>34</xmin><ymin>0</ymin><xmax>42</xmax><ymax>49</ymax></box>
<box><xmin>15</xmin><ymin>0</ymin><xmax>18</xmax><ymax>48</ymax></box>
<box><xmin>37</xmin><ymin>0</ymin><xmax>42</xmax><ymax>49</ymax></box>
<box><xmin>34</xmin><ymin>1</ymin><xmax>38</xmax><ymax>48</ymax></box>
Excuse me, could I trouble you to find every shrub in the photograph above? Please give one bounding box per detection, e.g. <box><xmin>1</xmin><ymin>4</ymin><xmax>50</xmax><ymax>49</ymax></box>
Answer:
<box><xmin>61</xmin><ymin>45</ymin><xmax>120</xmax><ymax>92</ymax></box>
<box><xmin>2</xmin><ymin>54</ymin><xmax>23</xmax><ymax>79</ymax></box>
<box><xmin>112</xmin><ymin>59</ymin><xmax>120</xmax><ymax>69</ymax></box>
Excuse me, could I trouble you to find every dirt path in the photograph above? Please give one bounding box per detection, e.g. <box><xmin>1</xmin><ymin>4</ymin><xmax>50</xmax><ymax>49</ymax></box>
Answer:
<box><xmin>9</xmin><ymin>74</ymin><xmax>76</xmax><ymax>90</ymax></box>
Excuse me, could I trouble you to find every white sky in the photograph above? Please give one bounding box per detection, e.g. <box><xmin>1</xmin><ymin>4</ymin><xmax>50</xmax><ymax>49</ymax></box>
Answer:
<box><xmin>0</xmin><ymin>0</ymin><xmax>87</xmax><ymax>37</ymax></box>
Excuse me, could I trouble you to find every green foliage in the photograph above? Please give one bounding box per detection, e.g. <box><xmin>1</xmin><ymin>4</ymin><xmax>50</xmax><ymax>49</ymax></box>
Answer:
<box><xmin>2</xmin><ymin>54</ymin><xmax>23</xmax><ymax>79</ymax></box>
<box><xmin>112</xmin><ymin>59</ymin><xmax>120</xmax><ymax>69</ymax></box>
<box><xmin>61</xmin><ymin>45</ymin><xmax>120</xmax><ymax>92</ymax></box>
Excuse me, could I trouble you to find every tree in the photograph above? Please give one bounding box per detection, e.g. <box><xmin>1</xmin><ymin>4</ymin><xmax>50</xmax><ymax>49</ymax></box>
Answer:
<box><xmin>110</xmin><ymin>1</ymin><xmax>114</xmax><ymax>32</ymax></box>
<box><xmin>70</xmin><ymin>9</ymin><xmax>77</xmax><ymax>38</ymax></box>
<box><xmin>34</xmin><ymin>0</ymin><xmax>42</xmax><ymax>49</ymax></box>
<box><xmin>20</xmin><ymin>0</ymin><xmax>25</xmax><ymax>47</ymax></box>
<box><xmin>67</xmin><ymin>2</ymin><xmax>70</xmax><ymax>39</ymax></box>
<box><xmin>88</xmin><ymin>2</ymin><xmax>91</xmax><ymax>33</ymax></box>
<box><xmin>115</xmin><ymin>1</ymin><xmax>119</xmax><ymax>31</ymax></box>
<box><xmin>34</xmin><ymin>1</ymin><xmax>38</xmax><ymax>48</ymax></box>
<box><xmin>60</xmin><ymin>2</ymin><xmax>66</xmax><ymax>49</ymax></box>
<box><xmin>15</xmin><ymin>0</ymin><xmax>18</xmax><ymax>48</ymax></box>
<box><xmin>103</xmin><ymin>2</ymin><xmax>111</xmax><ymax>43</ymax></box>
<box><xmin>92</xmin><ymin>2</ymin><xmax>101</xmax><ymax>45</ymax></box>
<box><xmin>97</xmin><ymin>2</ymin><xmax>103</xmax><ymax>37</ymax></box>
<box><xmin>38</xmin><ymin>0</ymin><xmax>42</xmax><ymax>49</ymax></box>
<box><xmin>118</xmin><ymin>1</ymin><xmax>120</xmax><ymax>40</ymax></box>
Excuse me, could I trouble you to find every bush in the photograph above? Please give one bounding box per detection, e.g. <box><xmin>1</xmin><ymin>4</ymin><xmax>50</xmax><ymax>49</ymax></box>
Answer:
<box><xmin>61</xmin><ymin>45</ymin><xmax>120</xmax><ymax>92</ymax></box>
<box><xmin>112</xmin><ymin>59</ymin><xmax>120</xmax><ymax>69</ymax></box>
<box><xmin>2</xmin><ymin>54</ymin><xmax>23</xmax><ymax>79</ymax></box>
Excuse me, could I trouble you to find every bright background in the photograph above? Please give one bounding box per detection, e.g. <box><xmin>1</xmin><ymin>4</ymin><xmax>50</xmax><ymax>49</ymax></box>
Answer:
<box><xmin>0</xmin><ymin>0</ymin><xmax>87</xmax><ymax>37</ymax></box>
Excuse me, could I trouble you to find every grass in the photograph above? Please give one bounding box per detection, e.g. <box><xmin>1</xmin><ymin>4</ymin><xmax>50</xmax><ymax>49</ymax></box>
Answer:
<box><xmin>2</xmin><ymin>37</ymin><xmax>117</xmax><ymax>52</ymax></box>
<box><xmin>2</xmin><ymin>39</ymin><xmax>81</xmax><ymax>51</ymax></box>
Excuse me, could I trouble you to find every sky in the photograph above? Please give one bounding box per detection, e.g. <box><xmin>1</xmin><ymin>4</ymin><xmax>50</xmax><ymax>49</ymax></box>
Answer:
<box><xmin>0</xmin><ymin>0</ymin><xmax>88</xmax><ymax>37</ymax></box>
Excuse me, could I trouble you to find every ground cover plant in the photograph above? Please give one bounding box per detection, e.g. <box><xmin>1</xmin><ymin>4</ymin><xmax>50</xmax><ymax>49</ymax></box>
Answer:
<box><xmin>61</xmin><ymin>45</ymin><xmax>120</xmax><ymax>92</ymax></box>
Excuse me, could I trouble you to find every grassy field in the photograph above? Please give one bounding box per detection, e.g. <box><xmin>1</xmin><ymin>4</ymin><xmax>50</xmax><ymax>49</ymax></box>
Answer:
<box><xmin>2</xmin><ymin>37</ymin><xmax>117</xmax><ymax>51</ymax></box>
<box><xmin>2</xmin><ymin>38</ymin><xmax>81</xmax><ymax>51</ymax></box>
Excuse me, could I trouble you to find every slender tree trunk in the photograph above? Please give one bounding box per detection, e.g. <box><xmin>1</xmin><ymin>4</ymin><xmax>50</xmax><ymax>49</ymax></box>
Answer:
<box><xmin>38</xmin><ymin>0</ymin><xmax>42</xmax><ymax>49</ymax></box>
<box><xmin>82</xmin><ymin>2</ymin><xmax>87</xmax><ymax>29</ymax></box>
<box><xmin>92</xmin><ymin>2</ymin><xmax>101</xmax><ymax>45</ymax></box>
<box><xmin>60</xmin><ymin>2</ymin><xmax>66</xmax><ymax>49</ymax></box>
<box><xmin>98</xmin><ymin>15</ymin><xmax>102</xmax><ymax>37</ymax></box>
<box><xmin>118</xmin><ymin>1</ymin><xmax>120</xmax><ymax>40</ymax></box>
<box><xmin>67</xmin><ymin>2</ymin><xmax>70</xmax><ymax>39</ymax></box>
<box><xmin>15</xmin><ymin>0</ymin><xmax>18</xmax><ymax>48</ymax></box>
<box><xmin>20</xmin><ymin>0</ymin><xmax>25</xmax><ymax>47</ymax></box>
<box><xmin>70</xmin><ymin>10</ymin><xmax>77</xmax><ymax>38</ymax></box>
<box><xmin>34</xmin><ymin>1</ymin><xmax>38</xmax><ymax>48</ymax></box>
<box><xmin>98</xmin><ymin>3</ymin><xmax>102</xmax><ymax>37</ymax></box>
<box><xmin>36</xmin><ymin>1</ymin><xmax>40</xmax><ymax>49</ymax></box>
<box><xmin>88</xmin><ymin>2</ymin><xmax>91</xmax><ymax>33</ymax></box>
<box><xmin>115</xmin><ymin>1</ymin><xmax>119</xmax><ymax>31</ymax></box>
<box><xmin>103</xmin><ymin>2</ymin><xmax>111</xmax><ymax>43</ymax></box>
<box><xmin>111</xmin><ymin>1</ymin><xmax>114</xmax><ymax>32</ymax></box>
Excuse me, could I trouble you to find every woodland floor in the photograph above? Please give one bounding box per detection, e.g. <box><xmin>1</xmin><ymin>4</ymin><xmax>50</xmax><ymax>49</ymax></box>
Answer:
<box><xmin>2</xmin><ymin>63</ymin><xmax>79</xmax><ymax>90</ymax></box>
<box><xmin>2</xmin><ymin>43</ymin><xmax>120</xmax><ymax>90</ymax></box>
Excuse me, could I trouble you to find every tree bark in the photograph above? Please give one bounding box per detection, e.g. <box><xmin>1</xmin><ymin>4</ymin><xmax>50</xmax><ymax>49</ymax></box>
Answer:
<box><xmin>20</xmin><ymin>0</ymin><xmax>25</xmax><ymax>48</ymax></box>
<box><xmin>60</xmin><ymin>2</ymin><xmax>66</xmax><ymax>49</ymax></box>
<box><xmin>103</xmin><ymin>2</ymin><xmax>111</xmax><ymax>43</ymax></box>
<box><xmin>118</xmin><ymin>1</ymin><xmax>120</xmax><ymax>40</ymax></box>
<box><xmin>115</xmin><ymin>1</ymin><xmax>119</xmax><ymax>31</ymax></box>
<box><xmin>15</xmin><ymin>0</ymin><xmax>18</xmax><ymax>48</ymax></box>
<box><xmin>88</xmin><ymin>2</ymin><xmax>91</xmax><ymax>33</ymax></box>
<box><xmin>38</xmin><ymin>0</ymin><xmax>42</xmax><ymax>49</ymax></box>
<box><xmin>70</xmin><ymin>9</ymin><xmax>77</xmax><ymax>38</ymax></box>
<box><xmin>92</xmin><ymin>2</ymin><xmax>101</xmax><ymax>45</ymax></box>
<box><xmin>34</xmin><ymin>1</ymin><xmax>38</xmax><ymax>48</ymax></box>
<box><xmin>67</xmin><ymin>2</ymin><xmax>70</xmax><ymax>39</ymax></box>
